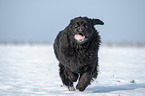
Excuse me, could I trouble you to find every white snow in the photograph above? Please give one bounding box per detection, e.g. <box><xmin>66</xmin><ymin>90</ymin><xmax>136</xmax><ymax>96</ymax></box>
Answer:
<box><xmin>0</xmin><ymin>44</ymin><xmax>145</xmax><ymax>96</ymax></box>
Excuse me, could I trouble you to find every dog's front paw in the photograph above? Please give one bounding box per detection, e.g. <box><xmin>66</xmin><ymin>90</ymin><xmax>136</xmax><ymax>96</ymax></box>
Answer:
<box><xmin>76</xmin><ymin>84</ymin><xmax>86</xmax><ymax>92</ymax></box>
<box><xmin>68</xmin><ymin>86</ymin><xmax>75</xmax><ymax>91</ymax></box>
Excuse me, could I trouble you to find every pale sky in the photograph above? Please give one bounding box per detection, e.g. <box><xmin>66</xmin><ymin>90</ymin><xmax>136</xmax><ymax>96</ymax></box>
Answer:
<box><xmin>0</xmin><ymin>0</ymin><xmax>145</xmax><ymax>43</ymax></box>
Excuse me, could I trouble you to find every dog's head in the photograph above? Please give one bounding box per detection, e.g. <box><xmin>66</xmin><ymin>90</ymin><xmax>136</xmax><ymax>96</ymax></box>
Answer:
<box><xmin>68</xmin><ymin>17</ymin><xmax>104</xmax><ymax>44</ymax></box>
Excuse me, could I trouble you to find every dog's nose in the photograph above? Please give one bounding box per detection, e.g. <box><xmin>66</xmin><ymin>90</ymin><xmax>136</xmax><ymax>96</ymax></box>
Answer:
<box><xmin>78</xmin><ymin>27</ymin><xmax>85</xmax><ymax>32</ymax></box>
<box><xmin>78</xmin><ymin>28</ymin><xmax>82</xmax><ymax>32</ymax></box>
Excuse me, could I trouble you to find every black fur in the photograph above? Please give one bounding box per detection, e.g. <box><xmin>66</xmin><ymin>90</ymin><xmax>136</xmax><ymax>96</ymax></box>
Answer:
<box><xmin>53</xmin><ymin>17</ymin><xmax>104</xmax><ymax>91</ymax></box>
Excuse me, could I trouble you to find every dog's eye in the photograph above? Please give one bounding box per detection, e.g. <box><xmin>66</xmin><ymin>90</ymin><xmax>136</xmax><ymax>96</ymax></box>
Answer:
<box><xmin>75</xmin><ymin>24</ymin><xmax>78</xmax><ymax>28</ymax></box>
<box><xmin>75</xmin><ymin>22</ymin><xmax>80</xmax><ymax>28</ymax></box>
<box><xmin>77</xmin><ymin>22</ymin><xmax>80</xmax><ymax>25</ymax></box>
<box><xmin>83</xmin><ymin>23</ymin><xmax>88</xmax><ymax>28</ymax></box>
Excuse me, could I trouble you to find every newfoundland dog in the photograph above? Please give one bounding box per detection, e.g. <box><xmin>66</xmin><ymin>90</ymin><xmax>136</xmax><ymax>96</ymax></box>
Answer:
<box><xmin>53</xmin><ymin>17</ymin><xmax>104</xmax><ymax>91</ymax></box>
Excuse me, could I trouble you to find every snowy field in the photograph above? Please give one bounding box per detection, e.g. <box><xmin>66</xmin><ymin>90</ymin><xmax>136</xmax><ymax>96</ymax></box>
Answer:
<box><xmin>0</xmin><ymin>44</ymin><xmax>145</xmax><ymax>96</ymax></box>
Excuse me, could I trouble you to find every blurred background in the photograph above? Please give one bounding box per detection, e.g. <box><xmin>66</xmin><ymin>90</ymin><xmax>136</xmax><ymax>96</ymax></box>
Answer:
<box><xmin>0</xmin><ymin>0</ymin><xmax>145</xmax><ymax>47</ymax></box>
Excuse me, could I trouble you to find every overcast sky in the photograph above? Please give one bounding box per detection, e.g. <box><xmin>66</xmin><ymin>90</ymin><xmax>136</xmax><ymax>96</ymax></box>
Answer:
<box><xmin>0</xmin><ymin>0</ymin><xmax>145</xmax><ymax>43</ymax></box>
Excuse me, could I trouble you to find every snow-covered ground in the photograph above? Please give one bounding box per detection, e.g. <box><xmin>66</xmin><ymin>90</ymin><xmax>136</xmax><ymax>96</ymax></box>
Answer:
<box><xmin>0</xmin><ymin>44</ymin><xmax>145</xmax><ymax>96</ymax></box>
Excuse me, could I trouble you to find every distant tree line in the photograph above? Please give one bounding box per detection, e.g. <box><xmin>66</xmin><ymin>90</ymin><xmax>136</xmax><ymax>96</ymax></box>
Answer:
<box><xmin>103</xmin><ymin>42</ymin><xmax>145</xmax><ymax>48</ymax></box>
<box><xmin>0</xmin><ymin>40</ymin><xmax>145</xmax><ymax>48</ymax></box>
<box><xmin>0</xmin><ymin>41</ymin><xmax>50</xmax><ymax>45</ymax></box>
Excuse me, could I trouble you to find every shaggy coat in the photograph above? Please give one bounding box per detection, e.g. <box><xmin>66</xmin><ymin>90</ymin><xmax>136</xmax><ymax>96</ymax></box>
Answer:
<box><xmin>54</xmin><ymin>17</ymin><xmax>104</xmax><ymax>91</ymax></box>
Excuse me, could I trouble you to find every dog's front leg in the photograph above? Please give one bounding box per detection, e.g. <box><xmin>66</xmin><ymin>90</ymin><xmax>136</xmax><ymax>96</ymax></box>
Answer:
<box><xmin>76</xmin><ymin>67</ymin><xmax>93</xmax><ymax>91</ymax></box>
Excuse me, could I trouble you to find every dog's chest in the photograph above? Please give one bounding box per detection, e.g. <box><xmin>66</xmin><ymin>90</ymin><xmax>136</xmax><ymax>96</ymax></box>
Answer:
<box><xmin>68</xmin><ymin>49</ymin><xmax>89</xmax><ymax>73</ymax></box>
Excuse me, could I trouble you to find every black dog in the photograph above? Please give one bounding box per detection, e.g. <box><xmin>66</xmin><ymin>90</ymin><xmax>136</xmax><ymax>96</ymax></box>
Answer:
<box><xmin>54</xmin><ymin>17</ymin><xmax>104</xmax><ymax>91</ymax></box>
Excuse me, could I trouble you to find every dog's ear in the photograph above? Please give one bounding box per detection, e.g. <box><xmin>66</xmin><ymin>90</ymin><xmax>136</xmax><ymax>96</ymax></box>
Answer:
<box><xmin>92</xmin><ymin>19</ymin><xmax>104</xmax><ymax>25</ymax></box>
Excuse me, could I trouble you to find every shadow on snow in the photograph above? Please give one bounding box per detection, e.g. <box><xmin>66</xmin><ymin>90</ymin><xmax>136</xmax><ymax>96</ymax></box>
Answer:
<box><xmin>86</xmin><ymin>83</ymin><xmax>145</xmax><ymax>93</ymax></box>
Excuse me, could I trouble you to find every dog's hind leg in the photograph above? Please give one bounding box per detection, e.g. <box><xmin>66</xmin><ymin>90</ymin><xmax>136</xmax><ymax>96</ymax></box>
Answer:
<box><xmin>59</xmin><ymin>63</ymin><xmax>76</xmax><ymax>91</ymax></box>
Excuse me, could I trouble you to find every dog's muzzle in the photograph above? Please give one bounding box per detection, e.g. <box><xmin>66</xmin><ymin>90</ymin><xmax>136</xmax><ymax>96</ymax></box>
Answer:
<box><xmin>74</xmin><ymin>32</ymin><xmax>88</xmax><ymax>44</ymax></box>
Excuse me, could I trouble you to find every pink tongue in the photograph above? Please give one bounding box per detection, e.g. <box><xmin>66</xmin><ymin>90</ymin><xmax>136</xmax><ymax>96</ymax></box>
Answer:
<box><xmin>74</xmin><ymin>34</ymin><xmax>85</xmax><ymax>41</ymax></box>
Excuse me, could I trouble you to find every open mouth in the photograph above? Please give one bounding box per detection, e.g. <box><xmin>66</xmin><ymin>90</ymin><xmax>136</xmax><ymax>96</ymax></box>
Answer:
<box><xmin>74</xmin><ymin>33</ymin><xmax>88</xmax><ymax>43</ymax></box>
